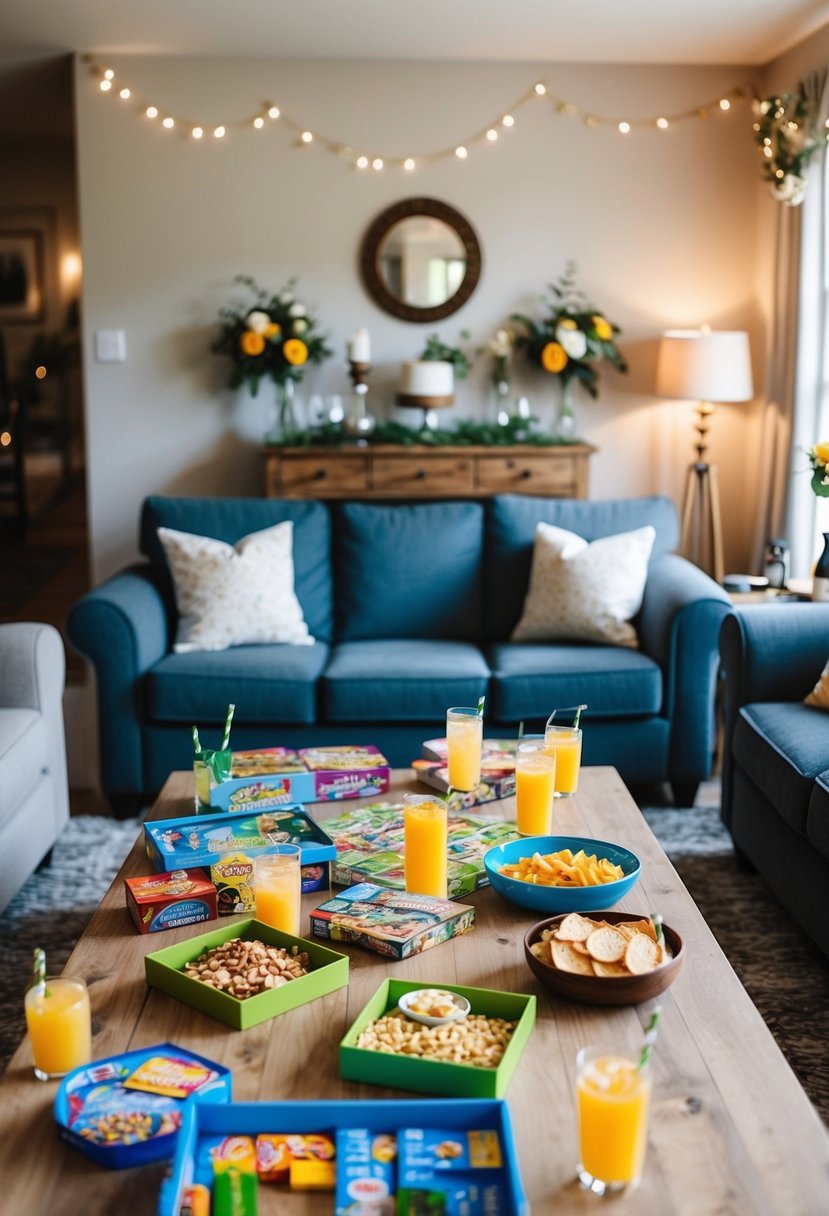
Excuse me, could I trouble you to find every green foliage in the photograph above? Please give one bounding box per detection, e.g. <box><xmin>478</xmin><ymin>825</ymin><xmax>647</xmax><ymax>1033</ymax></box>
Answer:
<box><xmin>274</xmin><ymin>415</ymin><xmax>578</xmax><ymax>449</ymax></box>
<box><xmin>211</xmin><ymin>275</ymin><xmax>333</xmax><ymax>396</ymax></box>
<box><xmin>512</xmin><ymin>262</ymin><xmax>627</xmax><ymax>399</ymax></box>
<box><xmin>419</xmin><ymin>329</ymin><xmax>474</xmax><ymax>379</ymax></box>
<box><xmin>753</xmin><ymin>93</ymin><xmax>826</xmax><ymax>192</ymax></box>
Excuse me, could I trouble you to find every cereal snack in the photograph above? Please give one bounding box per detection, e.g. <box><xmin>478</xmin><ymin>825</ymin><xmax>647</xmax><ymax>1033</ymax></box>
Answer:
<box><xmin>355</xmin><ymin>1011</ymin><xmax>516</xmax><ymax>1068</ymax></box>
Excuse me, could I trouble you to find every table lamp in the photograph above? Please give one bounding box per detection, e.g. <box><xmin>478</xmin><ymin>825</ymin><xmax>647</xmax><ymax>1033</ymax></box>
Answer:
<box><xmin>655</xmin><ymin>329</ymin><xmax>753</xmax><ymax>584</ymax></box>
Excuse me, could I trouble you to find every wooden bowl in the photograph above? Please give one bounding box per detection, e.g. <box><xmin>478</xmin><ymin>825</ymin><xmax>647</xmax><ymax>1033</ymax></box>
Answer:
<box><xmin>523</xmin><ymin>911</ymin><xmax>684</xmax><ymax>1007</ymax></box>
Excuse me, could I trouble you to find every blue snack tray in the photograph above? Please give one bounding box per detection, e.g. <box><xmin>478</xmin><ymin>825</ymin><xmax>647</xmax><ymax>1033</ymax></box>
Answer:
<box><xmin>159</xmin><ymin>1096</ymin><xmax>528</xmax><ymax>1216</ymax></box>
<box><xmin>54</xmin><ymin>1042</ymin><xmax>231</xmax><ymax>1170</ymax></box>
<box><xmin>143</xmin><ymin>805</ymin><xmax>336</xmax><ymax>874</ymax></box>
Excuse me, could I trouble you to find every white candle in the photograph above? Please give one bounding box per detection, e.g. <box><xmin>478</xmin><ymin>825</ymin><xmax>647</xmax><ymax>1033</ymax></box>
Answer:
<box><xmin>348</xmin><ymin>329</ymin><xmax>371</xmax><ymax>363</ymax></box>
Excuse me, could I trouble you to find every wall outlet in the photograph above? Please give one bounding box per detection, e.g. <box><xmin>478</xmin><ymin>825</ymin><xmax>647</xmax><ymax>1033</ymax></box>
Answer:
<box><xmin>95</xmin><ymin>329</ymin><xmax>127</xmax><ymax>362</ymax></box>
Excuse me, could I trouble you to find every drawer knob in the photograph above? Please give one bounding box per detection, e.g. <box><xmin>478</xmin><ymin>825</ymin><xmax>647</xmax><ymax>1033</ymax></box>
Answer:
<box><xmin>314</xmin><ymin>468</ymin><xmax>328</xmax><ymax>480</ymax></box>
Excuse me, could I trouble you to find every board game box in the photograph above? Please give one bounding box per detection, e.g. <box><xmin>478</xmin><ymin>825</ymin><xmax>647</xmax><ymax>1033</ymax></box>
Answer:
<box><xmin>414</xmin><ymin>738</ymin><xmax>518</xmax><ymax>806</ymax></box>
<box><xmin>325</xmin><ymin>802</ymin><xmax>520</xmax><ymax>899</ymax></box>
<box><xmin>206</xmin><ymin>745</ymin><xmax>390</xmax><ymax>811</ymax></box>
<box><xmin>310</xmin><ymin>883</ymin><xmax>475</xmax><ymax>960</ymax></box>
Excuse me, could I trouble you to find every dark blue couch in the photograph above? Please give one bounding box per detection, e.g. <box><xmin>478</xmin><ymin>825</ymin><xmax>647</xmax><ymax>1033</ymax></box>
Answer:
<box><xmin>719</xmin><ymin>604</ymin><xmax>829</xmax><ymax>958</ymax></box>
<box><xmin>68</xmin><ymin>493</ymin><xmax>730</xmax><ymax>815</ymax></box>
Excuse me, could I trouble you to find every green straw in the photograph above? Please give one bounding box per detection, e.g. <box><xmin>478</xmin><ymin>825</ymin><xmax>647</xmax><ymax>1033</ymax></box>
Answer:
<box><xmin>477</xmin><ymin>695</ymin><xmax>485</xmax><ymax>717</ymax></box>
<box><xmin>651</xmin><ymin>913</ymin><xmax>664</xmax><ymax>945</ymax></box>
<box><xmin>192</xmin><ymin>725</ymin><xmax>202</xmax><ymax>757</ymax></box>
<box><xmin>573</xmin><ymin>703</ymin><xmax>588</xmax><ymax>730</ymax></box>
<box><xmin>32</xmin><ymin>948</ymin><xmax>47</xmax><ymax>998</ymax></box>
<box><xmin>638</xmin><ymin>1005</ymin><xmax>662</xmax><ymax>1070</ymax></box>
<box><xmin>518</xmin><ymin>721</ymin><xmax>524</xmax><ymax>740</ymax></box>
<box><xmin>220</xmin><ymin>703</ymin><xmax>236</xmax><ymax>752</ymax></box>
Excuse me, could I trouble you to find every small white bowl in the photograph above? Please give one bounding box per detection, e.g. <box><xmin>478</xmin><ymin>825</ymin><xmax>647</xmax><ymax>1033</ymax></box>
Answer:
<box><xmin>397</xmin><ymin>988</ymin><xmax>471</xmax><ymax>1027</ymax></box>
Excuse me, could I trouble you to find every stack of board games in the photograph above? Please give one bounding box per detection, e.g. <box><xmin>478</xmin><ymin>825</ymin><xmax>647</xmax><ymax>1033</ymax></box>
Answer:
<box><xmin>206</xmin><ymin>745</ymin><xmax>390</xmax><ymax>812</ymax></box>
<box><xmin>325</xmin><ymin>801</ymin><xmax>520</xmax><ymax>899</ymax></box>
<box><xmin>413</xmin><ymin>737</ymin><xmax>518</xmax><ymax>806</ymax></box>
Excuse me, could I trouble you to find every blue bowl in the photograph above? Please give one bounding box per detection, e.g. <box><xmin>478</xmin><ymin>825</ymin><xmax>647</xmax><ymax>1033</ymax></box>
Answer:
<box><xmin>483</xmin><ymin>835</ymin><xmax>641</xmax><ymax>914</ymax></box>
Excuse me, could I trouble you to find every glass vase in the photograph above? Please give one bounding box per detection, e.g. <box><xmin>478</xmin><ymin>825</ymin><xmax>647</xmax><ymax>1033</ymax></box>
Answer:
<box><xmin>492</xmin><ymin>378</ymin><xmax>512</xmax><ymax>427</ymax></box>
<box><xmin>266</xmin><ymin>379</ymin><xmax>299</xmax><ymax>442</ymax></box>
<box><xmin>812</xmin><ymin>533</ymin><xmax>829</xmax><ymax>602</ymax></box>
<box><xmin>555</xmin><ymin>378</ymin><xmax>579</xmax><ymax>440</ymax></box>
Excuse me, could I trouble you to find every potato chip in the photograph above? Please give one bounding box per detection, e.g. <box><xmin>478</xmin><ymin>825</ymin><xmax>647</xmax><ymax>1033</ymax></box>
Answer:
<box><xmin>555</xmin><ymin>913</ymin><xmax>595</xmax><ymax>942</ymax></box>
<box><xmin>624</xmin><ymin>932</ymin><xmax>660</xmax><ymax>975</ymax></box>
<box><xmin>591</xmin><ymin>959</ymin><xmax>630</xmax><ymax>978</ymax></box>
<box><xmin>530</xmin><ymin>940</ymin><xmax>552</xmax><ymax>964</ymax></box>
<box><xmin>498</xmin><ymin>848</ymin><xmax>625</xmax><ymax>888</ymax></box>
<box><xmin>586</xmin><ymin>926</ymin><xmax>627</xmax><ymax>963</ymax></box>
<box><xmin>551</xmin><ymin>940</ymin><xmax>595</xmax><ymax>975</ymax></box>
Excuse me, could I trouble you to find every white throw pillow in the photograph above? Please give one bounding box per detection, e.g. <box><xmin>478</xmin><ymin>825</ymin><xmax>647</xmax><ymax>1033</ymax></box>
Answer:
<box><xmin>157</xmin><ymin>521</ymin><xmax>314</xmax><ymax>653</ymax></box>
<box><xmin>511</xmin><ymin>522</ymin><xmax>656</xmax><ymax>647</ymax></box>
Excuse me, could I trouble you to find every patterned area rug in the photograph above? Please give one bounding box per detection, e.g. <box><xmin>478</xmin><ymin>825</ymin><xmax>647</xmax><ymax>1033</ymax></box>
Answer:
<box><xmin>1</xmin><ymin>789</ymin><xmax>828</xmax><ymax>1127</ymax></box>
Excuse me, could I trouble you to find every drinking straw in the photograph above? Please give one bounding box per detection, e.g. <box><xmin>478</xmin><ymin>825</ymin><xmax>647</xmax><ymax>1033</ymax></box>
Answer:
<box><xmin>638</xmin><ymin>1005</ymin><xmax>662</xmax><ymax>1070</ymax></box>
<box><xmin>192</xmin><ymin>725</ymin><xmax>202</xmax><ymax>757</ymax></box>
<box><xmin>651</xmin><ymin>913</ymin><xmax>664</xmax><ymax>945</ymax></box>
<box><xmin>477</xmin><ymin>695</ymin><xmax>485</xmax><ymax>716</ymax></box>
<box><xmin>220</xmin><ymin>703</ymin><xmax>236</xmax><ymax>752</ymax></box>
<box><xmin>572</xmin><ymin>703</ymin><xmax>588</xmax><ymax>730</ymax></box>
<box><xmin>518</xmin><ymin>721</ymin><xmax>524</xmax><ymax>740</ymax></box>
<box><xmin>32</xmin><ymin>947</ymin><xmax>47</xmax><ymax>998</ymax></box>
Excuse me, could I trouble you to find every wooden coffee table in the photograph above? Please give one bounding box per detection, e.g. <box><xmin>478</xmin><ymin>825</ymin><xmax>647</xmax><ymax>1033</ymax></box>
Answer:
<box><xmin>1</xmin><ymin>767</ymin><xmax>827</xmax><ymax>1214</ymax></box>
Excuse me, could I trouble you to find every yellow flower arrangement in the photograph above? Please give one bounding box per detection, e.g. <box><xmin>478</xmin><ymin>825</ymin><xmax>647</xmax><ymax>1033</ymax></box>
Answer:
<box><xmin>541</xmin><ymin>342</ymin><xmax>567</xmax><ymax>373</ymax></box>
<box><xmin>240</xmin><ymin>331</ymin><xmax>266</xmax><ymax>357</ymax></box>
<box><xmin>283</xmin><ymin>338</ymin><xmax>309</xmax><ymax>366</ymax></box>
<box><xmin>809</xmin><ymin>441</ymin><xmax>829</xmax><ymax>497</ymax></box>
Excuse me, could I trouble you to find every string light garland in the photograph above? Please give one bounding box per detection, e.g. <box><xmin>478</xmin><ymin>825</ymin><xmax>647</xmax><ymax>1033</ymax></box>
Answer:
<box><xmin>82</xmin><ymin>55</ymin><xmax>748</xmax><ymax>171</ymax></box>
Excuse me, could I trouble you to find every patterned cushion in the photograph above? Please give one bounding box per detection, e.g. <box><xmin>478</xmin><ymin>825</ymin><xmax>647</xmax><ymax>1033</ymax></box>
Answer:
<box><xmin>157</xmin><ymin>522</ymin><xmax>313</xmax><ymax>653</ymax></box>
<box><xmin>511</xmin><ymin>522</ymin><xmax>656</xmax><ymax>647</ymax></box>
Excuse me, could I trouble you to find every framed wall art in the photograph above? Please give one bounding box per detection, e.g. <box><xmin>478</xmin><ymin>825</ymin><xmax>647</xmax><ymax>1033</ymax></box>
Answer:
<box><xmin>0</xmin><ymin>207</ymin><xmax>58</xmax><ymax>326</ymax></box>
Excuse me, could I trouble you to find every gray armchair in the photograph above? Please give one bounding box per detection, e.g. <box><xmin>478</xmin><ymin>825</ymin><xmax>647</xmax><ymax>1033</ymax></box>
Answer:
<box><xmin>0</xmin><ymin>622</ymin><xmax>69</xmax><ymax>911</ymax></box>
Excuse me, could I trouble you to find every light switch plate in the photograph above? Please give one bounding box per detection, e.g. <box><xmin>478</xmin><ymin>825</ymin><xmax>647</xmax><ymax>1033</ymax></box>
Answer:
<box><xmin>95</xmin><ymin>329</ymin><xmax>126</xmax><ymax>362</ymax></box>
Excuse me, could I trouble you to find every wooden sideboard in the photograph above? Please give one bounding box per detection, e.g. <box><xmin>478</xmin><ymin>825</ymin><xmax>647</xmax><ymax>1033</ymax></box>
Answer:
<box><xmin>262</xmin><ymin>443</ymin><xmax>595</xmax><ymax>499</ymax></box>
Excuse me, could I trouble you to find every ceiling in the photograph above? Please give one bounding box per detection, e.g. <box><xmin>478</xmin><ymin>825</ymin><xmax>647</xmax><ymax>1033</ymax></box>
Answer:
<box><xmin>0</xmin><ymin>0</ymin><xmax>826</xmax><ymax>66</ymax></box>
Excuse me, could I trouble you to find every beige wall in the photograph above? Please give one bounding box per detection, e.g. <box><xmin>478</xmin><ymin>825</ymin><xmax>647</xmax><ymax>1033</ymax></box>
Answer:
<box><xmin>75</xmin><ymin>56</ymin><xmax>763</xmax><ymax>579</ymax></box>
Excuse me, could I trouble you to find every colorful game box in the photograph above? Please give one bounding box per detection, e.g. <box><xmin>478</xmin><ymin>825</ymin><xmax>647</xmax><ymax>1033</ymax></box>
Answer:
<box><xmin>143</xmin><ymin>806</ymin><xmax>336</xmax><ymax>896</ymax></box>
<box><xmin>54</xmin><ymin>1043</ymin><xmax>231</xmax><ymax>1169</ymax></box>
<box><xmin>335</xmin><ymin>1127</ymin><xmax>396</xmax><ymax>1214</ymax></box>
<box><xmin>310</xmin><ymin>883</ymin><xmax>475</xmax><ymax>960</ymax></box>
<box><xmin>415</xmin><ymin>738</ymin><xmax>518</xmax><ymax>807</ymax></box>
<box><xmin>397</xmin><ymin>1126</ymin><xmax>508</xmax><ymax>1216</ymax></box>
<box><xmin>125</xmin><ymin>868</ymin><xmax>218</xmax><ymax>933</ymax></box>
<box><xmin>207</xmin><ymin>745</ymin><xmax>391</xmax><ymax>812</ymax></box>
<box><xmin>326</xmin><ymin>802</ymin><xmax>520</xmax><ymax>899</ymax></box>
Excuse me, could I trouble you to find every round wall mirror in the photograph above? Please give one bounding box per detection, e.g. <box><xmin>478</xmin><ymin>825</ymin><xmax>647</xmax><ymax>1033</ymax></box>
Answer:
<box><xmin>360</xmin><ymin>197</ymin><xmax>482</xmax><ymax>323</ymax></box>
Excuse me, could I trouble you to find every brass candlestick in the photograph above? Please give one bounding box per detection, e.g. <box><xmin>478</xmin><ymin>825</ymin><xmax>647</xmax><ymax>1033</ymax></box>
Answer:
<box><xmin>343</xmin><ymin>360</ymin><xmax>376</xmax><ymax>439</ymax></box>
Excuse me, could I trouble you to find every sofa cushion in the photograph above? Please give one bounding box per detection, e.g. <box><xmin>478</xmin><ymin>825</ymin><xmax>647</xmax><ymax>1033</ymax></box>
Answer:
<box><xmin>487</xmin><ymin>643</ymin><xmax>662</xmax><ymax>723</ymax></box>
<box><xmin>140</xmin><ymin>497</ymin><xmax>333</xmax><ymax>643</ymax></box>
<box><xmin>334</xmin><ymin>501</ymin><xmax>485</xmax><ymax>642</ymax></box>
<box><xmin>806</xmin><ymin>772</ymin><xmax>829</xmax><ymax>863</ymax></box>
<box><xmin>485</xmin><ymin>494</ymin><xmax>679</xmax><ymax>640</ymax></box>
<box><xmin>0</xmin><ymin>708</ymin><xmax>49</xmax><ymax>827</ymax></box>
<box><xmin>323</xmin><ymin>640</ymin><xmax>490</xmax><ymax>721</ymax></box>
<box><xmin>804</xmin><ymin>655</ymin><xmax>829</xmax><ymax>709</ymax></box>
<box><xmin>146</xmin><ymin>643</ymin><xmax>330</xmax><ymax>725</ymax></box>
<box><xmin>733</xmin><ymin>703</ymin><xmax>829</xmax><ymax>834</ymax></box>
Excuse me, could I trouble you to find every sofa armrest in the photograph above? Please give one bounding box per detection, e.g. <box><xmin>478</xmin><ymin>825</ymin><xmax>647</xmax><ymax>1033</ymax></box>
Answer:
<box><xmin>67</xmin><ymin>564</ymin><xmax>171</xmax><ymax>799</ymax></box>
<box><xmin>0</xmin><ymin>622</ymin><xmax>68</xmax><ymax>827</ymax></box>
<box><xmin>638</xmin><ymin>554</ymin><xmax>731</xmax><ymax>785</ymax></box>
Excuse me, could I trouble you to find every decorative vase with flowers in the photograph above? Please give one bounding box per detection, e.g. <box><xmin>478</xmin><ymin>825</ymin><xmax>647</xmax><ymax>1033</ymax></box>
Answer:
<box><xmin>512</xmin><ymin>262</ymin><xmax>627</xmax><ymax>438</ymax></box>
<box><xmin>211</xmin><ymin>275</ymin><xmax>332</xmax><ymax>440</ymax></box>
<box><xmin>808</xmin><ymin>441</ymin><xmax>829</xmax><ymax>601</ymax></box>
<box><xmin>485</xmin><ymin>328</ymin><xmax>515</xmax><ymax>424</ymax></box>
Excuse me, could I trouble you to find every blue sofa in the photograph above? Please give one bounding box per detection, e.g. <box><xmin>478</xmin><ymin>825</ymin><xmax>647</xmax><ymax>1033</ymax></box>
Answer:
<box><xmin>68</xmin><ymin>493</ymin><xmax>730</xmax><ymax>816</ymax></box>
<box><xmin>719</xmin><ymin>604</ymin><xmax>829</xmax><ymax>958</ymax></box>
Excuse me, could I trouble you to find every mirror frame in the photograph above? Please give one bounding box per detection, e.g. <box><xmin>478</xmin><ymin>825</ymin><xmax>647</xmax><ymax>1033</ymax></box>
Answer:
<box><xmin>359</xmin><ymin>197</ymin><xmax>482</xmax><ymax>323</ymax></box>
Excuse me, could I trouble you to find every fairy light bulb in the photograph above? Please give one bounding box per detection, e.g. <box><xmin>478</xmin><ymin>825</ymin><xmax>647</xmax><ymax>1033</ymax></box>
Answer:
<box><xmin>719</xmin><ymin>98</ymin><xmax>731</xmax><ymax>111</ymax></box>
<box><xmin>119</xmin><ymin>88</ymin><xmax>131</xmax><ymax>100</ymax></box>
<box><xmin>372</xmin><ymin>157</ymin><xmax>384</xmax><ymax>170</ymax></box>
<box><xmin>146</xmin><ymin>106</ymin><xmax>158</xmax><ymax>119</ymax></box>
<box><xmin>103</xmin><ymin>69</ymin><xmax>114</xmax><ymax>80</ymax></box>
<box><xmin>455</xmin><ymin>145</ymin><xmax>468</xmax><ymax>159</ymax></box>
<box><xmin>656</xmin><ymin>116</ymin><xmax>669</xmax><ymax>129</ymax></box>
<box><xmin>618</xmin><ymin>121</ymin><xmax>631</xmax><ymax>134</ymax></box>
<box><xmin>403</xmin><ymin>158</ymin><xmax>415</xmax><ymax>171</ymax></box>
<box><xmin>502</xmin><ymin>114</ymin><xmax>514</xmax><ymax>127</ymax></box>
<box><xmin>213</xmin><ymin>125</ymin><xmax>225</xmax><ymax>139</ymax></box>
<box><xmin>192</xmin><ymin>127</ymin><xmax>204</xmax><ymax>140</ymax></box>
<box><xmin>301</xmin><ymin>130</ymin><xmax>313</xmax><ymax>144</ymax></box>
<box><xmin>268</xmin><ymin>106</ymin><xmax>280</xmax><ymax>119</ymax></box>
<box><xmin>534</xmin><ymin>83</ymin><xmax>546</xmax><ymax>96</ymax></box>
<box><xmin>253</xmin><ymin>116</ymin><xmax>264</xmax><ymax>129</ymax></box>
<box><xmin>356</xmin><ymin>156</ymin><xmax>368</xmax><ymax>169</ymax></box>
<box><xmin>486</xmin><ymin>128</ymin><xmax>498</xmax><ymax>141</ymax></box>
<box><xmin>162</xmin><ymin>117</ymin><xmax>174</xmax><ymax>129</ymax></box>
<box><xmin>99</xmin><ymin>80</ymin><xmax>112</xmax><ymax>92</ymax></box>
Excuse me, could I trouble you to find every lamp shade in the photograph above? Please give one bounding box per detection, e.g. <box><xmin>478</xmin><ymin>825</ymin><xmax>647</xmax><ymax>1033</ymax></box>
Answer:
<box><xmin>655</xmin><ymin>330</ymin><xmax>753</xmax><ymax>402</ymax></box>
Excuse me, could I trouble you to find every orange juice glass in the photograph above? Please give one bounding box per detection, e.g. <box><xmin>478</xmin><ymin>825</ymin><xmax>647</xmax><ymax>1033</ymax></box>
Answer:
<box><xmin>576</xmin><ymin>1047</ymin><xmax>652</xmax><ymax>1193</ymax></box>
<box><xmin>515</xmin><ymin>741</ymin><xmax>556</xmax><ymax>835</ymax></box>
<box><xmin>254</xmin><ymin>845</ymin><xmax>301</xmax><ymax>936</ymax></box>
<box><xmin>446</xmin><ymin>707</ymin><xmax>483</xmax><ymax>792</ymax></box>
<box><xmin>25</xmin><ymin>976</ymin><xmax>91</xmax><ymax>1080</ymax></box>
<box><xmin>403</xmin><ymin>794</ymin><xmax>448</xmax><ymax>899</ymax></box>
<box><xmin>544</xmin><ymin>724</ymin><xmax>583</xmax><ymax>797</ymax></box>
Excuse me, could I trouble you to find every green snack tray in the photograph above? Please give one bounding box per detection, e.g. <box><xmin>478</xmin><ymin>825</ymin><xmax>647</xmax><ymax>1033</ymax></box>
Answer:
<box><xmin>145</xmin><ymin>918</ymin><xmax>349</xmax><ymax>1030</ymax></box>
<box><xmin>339</xmin><ymin>978</ymin><xmax>535</xmax><ymax>1098</ymax></box>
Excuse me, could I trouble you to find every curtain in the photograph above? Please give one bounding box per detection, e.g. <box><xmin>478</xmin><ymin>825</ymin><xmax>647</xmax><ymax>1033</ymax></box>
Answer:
<box><xmin>778</xmin><ymin>71</ymin><xmax>829</xmax><ymax>580</ymax></box>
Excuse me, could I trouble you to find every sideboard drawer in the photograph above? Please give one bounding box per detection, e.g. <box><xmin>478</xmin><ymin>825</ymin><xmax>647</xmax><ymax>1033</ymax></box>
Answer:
<box><xmin>371</xmin><ymin>456</ymin><xmax>475</xmax><ymax>494</ymax></box>
<box><xmin>476</xmin><ymin>454</ymin><xmax>577</xmax><ymax>494</ymax></box>
<box><xmin>279</xmin><ymin>455</ymin><xmax>369</xmax><ymax>495</ymax></box>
